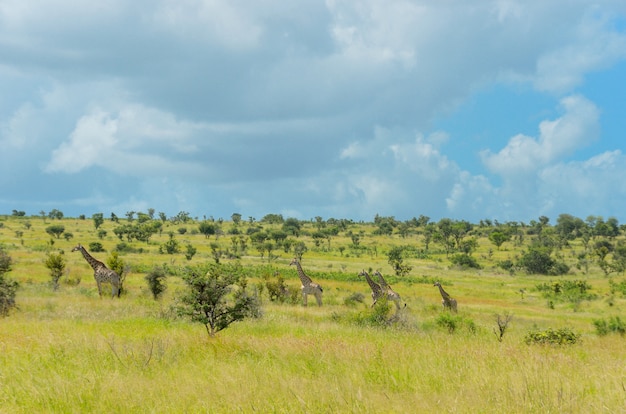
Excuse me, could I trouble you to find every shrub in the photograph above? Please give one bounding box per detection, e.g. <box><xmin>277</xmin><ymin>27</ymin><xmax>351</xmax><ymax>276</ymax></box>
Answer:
<box><xmin>107</xmin><ymin>252</ymin><xmax>127</xmax><ymax>297</ymax></box>
<box><xmin>352</xmin><ymin>298</ymin><xmax>395</xmax><ymax>327</ymax></box>
<box><xmin>497</xmin><ymin>259</ymin><xmax>515</xmax><ymax>272</ymax></box>
<box><xmin>593</xmin><ymin>316</ymin><xmax>626</xmax><ymax>336</ymax></box>
<box><xmin>176</xmin><ymin>263</ymin><xmax>262</xmax><ymax>336</ymax></box>
<box><xmin>0</xmin><ymin>248</ymin><xmax>18</xmax><ymax>316</ymax></box>
<box><xmin>45</xmin><ymin>251</ymin><xmax>66</xmax><ymax>291</ymax></box>
<box><xmin>89</xmin><ymin>242</ymin><xmax>105</xmax><ymax>252</ymax></box>
<box><xmin>524</xmin><ymin>327</ymin><xmax>580</xmax><ymax>345</ymax></box>
<box><xmin>263</xmin><ymin>272</ymin><xmax>291</xmax><ymax>303</ymax></box>
<box><xmin>435</xmin><ymin>313</ymin><xmax>477</xmax><ymax>334</ymax></box>
<box><xmin>608</xmin><ymin>278</ymin><xmax>626</xmax><ymax>296</ymax></box>
<box><xmin>517</xmin><ymin>248</ymin><xmax>569</xmax><ymax>275</ymax></box>
<box><xmin>145</xmin><ymin>265</ymin><xmax>168</xmax><ymax>300</ymax></box>
<box><xmin>535</xmin><ymin>279</ymin><xmax>597</xmax><ymax>304</ymax></box>
<box><xmin>344</xmin><ymin>292</ymin><xmax>365</xmax><ymax>306</ymax></box>
<box><xmin>450</xmin><ymin>253</ymin><xmax>481</xmax><ymax>269</ymax></box>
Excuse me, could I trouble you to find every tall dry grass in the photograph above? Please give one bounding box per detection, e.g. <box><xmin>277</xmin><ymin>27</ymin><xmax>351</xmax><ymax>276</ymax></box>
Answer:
<box><xmin>0</xmin><ymin>215</ymin><xmax>625</xmax><ymax>412</ymax></box>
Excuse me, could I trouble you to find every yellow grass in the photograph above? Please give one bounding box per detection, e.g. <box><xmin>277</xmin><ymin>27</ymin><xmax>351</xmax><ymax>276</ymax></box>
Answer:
<box><xmin>0</xmin><ymin>215</ymin><xmax>625</xmax><ymax>412</ymax></box>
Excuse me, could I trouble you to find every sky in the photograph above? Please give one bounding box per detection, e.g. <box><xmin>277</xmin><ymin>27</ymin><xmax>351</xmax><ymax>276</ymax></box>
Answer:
<box><xmin>1</xmin><ymin>1</ymin><xmax>626</xmax><ymax>224</ymax></box>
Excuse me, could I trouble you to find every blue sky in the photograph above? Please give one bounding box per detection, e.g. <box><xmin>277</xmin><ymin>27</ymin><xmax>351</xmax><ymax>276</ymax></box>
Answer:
<box><xmin>1</xmin><ymin>1</ymin><xmax>626</xmax><ymax>224</ymax></box>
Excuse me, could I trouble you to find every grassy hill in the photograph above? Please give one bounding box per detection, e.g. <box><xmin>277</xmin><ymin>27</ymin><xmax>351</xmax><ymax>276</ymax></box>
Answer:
<box><xmin>0</xmin><ymin>213</ymin><xmax>625</xmax><ymax>412</ymax></box>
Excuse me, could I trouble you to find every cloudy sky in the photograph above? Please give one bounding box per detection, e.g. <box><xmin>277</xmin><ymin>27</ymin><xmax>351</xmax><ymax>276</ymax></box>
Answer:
<box><xmin>1</xmin><ymin>1</ymin><xmax>626</xmax><ymax>224</ymax></box>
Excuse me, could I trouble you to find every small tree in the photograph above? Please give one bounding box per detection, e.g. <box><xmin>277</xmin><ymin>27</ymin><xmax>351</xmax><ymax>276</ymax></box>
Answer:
<box><xmin>45</xmin><ymin>251</ymin><xmax>66</xmax><ymax>290</ymax></box>
<box><xmin>198</xmin><ymin>221</ymin><xmax>217</xmax><ymax>238</ymax></box>
<box><xmin>160</xmin><ymin>232</ymin><xmax>180</xmax><ymax>254</ymax></box>
<box><xmin>107</xmin><ymin>251</ymin><xmax>127</xmax><ymax>296</ymax></box>
<box><xmin>45</xmin><ymin>224</ymin><xmax>65</xmax><ymax>239</ymax></box>
<box><xmin>176</xmin><ymin>263</ymin><xmax>261</xmax><ymax>337</ymax></box>
<box><xmin>145</xmin><ymin>265</ymin><xmax>168</xmax><ymax>300</ymax></box>
<box><xmin>185</xmin><ymin>243</ymin><xmax>197</xmax><ymax>261</ymax></box>
<box><xmin>92</xmin><ymin>213</ymin><xmax>104</xmax><ymax>230</ymax></box>
<box><xmin>488</xmin><ymin>231</ymin><xmax>510</xmax><ymax>250</ymax></box>
<box><xmin>0</xmin><ymin>248</ymin><xmax>19</xmax><ymax>316</ymax></box>
<box><xmin>387</xmin><ymin>246</ymin><xmax>412</xmax><ymax>277</ymax></box>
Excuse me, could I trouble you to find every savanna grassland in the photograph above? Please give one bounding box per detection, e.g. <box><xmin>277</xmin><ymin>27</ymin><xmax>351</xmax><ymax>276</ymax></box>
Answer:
<box><xmin>1</xmin><ymin>213</ymin><xmax>625</xmax><ymax>413</ymax></box>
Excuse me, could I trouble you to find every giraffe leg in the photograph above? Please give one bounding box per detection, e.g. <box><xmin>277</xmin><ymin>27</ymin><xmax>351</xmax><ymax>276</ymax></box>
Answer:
<box><xmin>315</xmin><ymin>292</ymin><xmax>322</xmax><ymax>307</ymax></box>
<box><xmin>96</xmin><ymin>280</ymin><xmax>103</xmax><ymax>297</ymax></box>
<box><xmin>302</xmin><ymin>291</ymin><xmax>308</xmax><ymax>307</ymax></box>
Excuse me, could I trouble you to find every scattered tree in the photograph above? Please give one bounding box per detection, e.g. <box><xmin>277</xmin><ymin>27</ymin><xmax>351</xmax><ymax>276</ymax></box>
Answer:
<box><xmin>92</xmin><ymin>213</ymin><xmax>104</xmax><ymax>230</ymax></box>
<box><xmin>176</xmin><ymin>263</ymin><xmax>262</xmax><ymax>337</ymax></box>
<box><xmin>145</xmin><ymin>265</ymin><xmax>168</xmax><ymax>300</ymax></box>
<box><xmin>0</xmin><ymin>248</ymin><xmax>18</xmax><ymax>316</ymax></box>
<box><xmin>45</xmin><ymin>251</ymin><xmax>66</xmax><ymax>291</ymax></box>
<box><xmin>45</xmin><ymin>224</ymin><xmax>65</xmax><ymax>239</ymax></box>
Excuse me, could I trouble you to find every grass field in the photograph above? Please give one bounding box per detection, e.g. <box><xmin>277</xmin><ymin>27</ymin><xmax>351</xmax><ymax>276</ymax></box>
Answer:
<box><xmin>1</xmin><ymin>214</ymin><xmax>625</xmax><ymax>413</ymax></box>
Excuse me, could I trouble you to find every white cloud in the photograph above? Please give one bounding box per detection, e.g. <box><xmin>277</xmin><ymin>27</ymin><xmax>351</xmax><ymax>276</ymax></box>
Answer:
<box><xmin>1</xmin><ymin>1</ymin><xmax>625</xmax><ymax>221</ymax></box>
<box><xmin>151</xmin><ymin>0</ymin><xmax>263</xmax><ymax>50</ymax></box>
<box><xmin>480</xmin><ymin>95</ymin><xmax>599</xmax><ymax>175</ymax></box>
<box><xmin>534</xmin><ymin>10</ymin><xmax>626</xmax><ymax>93</ymax></box>
<box><xmin>44</xmin><ymin>104</ymin><xmax>205</xmax><ymax>176</ymax></box>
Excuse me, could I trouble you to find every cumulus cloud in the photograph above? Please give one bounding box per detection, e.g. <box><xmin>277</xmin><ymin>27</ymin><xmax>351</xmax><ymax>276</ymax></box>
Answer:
<box><xmin>44</xmin><ymin>105</ymin><xmax>204</xmax><ymax>176</ymax></box>
<box><xmin>480</xmin><ymin>95</ymin><xmax>600</xmax><ymax>175</ymax></box>
<box><xmin>0</xmin><ymin>1</ymin><xmax>625</xmax><ymax>221</ymax></box>
<box><xmin>534</xmin><ymin>10</ymin><xmax>626</xmax><ymax>93</ymax></box>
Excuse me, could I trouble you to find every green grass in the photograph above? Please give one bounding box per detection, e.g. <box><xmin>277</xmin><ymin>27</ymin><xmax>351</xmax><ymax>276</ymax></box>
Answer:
<box><xmin>1</xmin><ymin>215</ymin><xmax>626</xmax><ymax>412</ymax></box>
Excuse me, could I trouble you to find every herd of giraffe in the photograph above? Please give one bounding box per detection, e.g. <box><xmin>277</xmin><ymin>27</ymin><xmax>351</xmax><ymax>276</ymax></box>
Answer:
<box><xmin>70</xmin><ymin>244</ymin><xmax>457</xmax><ymax>311</ymax></box>
<box><xmin>290</xmin><ymin>257</ymin><xmax>457</xmax><ymax>312</ymax></box>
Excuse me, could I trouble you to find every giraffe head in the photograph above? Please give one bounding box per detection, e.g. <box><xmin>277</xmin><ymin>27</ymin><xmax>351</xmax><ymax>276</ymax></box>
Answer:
<box><xmin>289</xmin><ymin>258</ymin><xmax>298</xmax><ymax>266</ymax></box>
<box><xmin>433</xmin><ymin>281</ymin><xmax>442</xmax><ymax>287</ymax></box>
<box><xmin>71</xmin><ymin>244</ymin><xmax>83</xmax><ymax>252</ymax></box>
<box><xmin>358</xmin><ymin>269</ymin><xmax>368</xmax><ymax>278</ymax></box>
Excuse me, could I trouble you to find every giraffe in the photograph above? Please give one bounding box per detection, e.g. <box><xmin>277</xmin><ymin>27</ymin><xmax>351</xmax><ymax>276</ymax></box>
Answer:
<box><xmin>72</xmin><ymin>244</ymin><xmax>121</xmax><ymax>298</ymax></box>
<box><xmin>289</xmin><ymin>258</ymin><xmax>323</xmax><ymax>306</ymax></box>
<box><xmin>373</xmin><ymin>270</ymin><xmax>404</xmax><ymax>310</ymax></box>
<box><xmin>358</xmin><ymin>270</ymin><xmax>384</xmax><ymax>307</ymax></box>
<box><xmin>434</xmin><ymin>281</ymin><xmax>457</xmax><ymax>312</ymax></box>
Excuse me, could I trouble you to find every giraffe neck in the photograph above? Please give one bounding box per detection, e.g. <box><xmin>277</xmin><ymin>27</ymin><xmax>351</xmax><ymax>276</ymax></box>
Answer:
<box><xmin>438</xmin><ymin>285</ymin><xmax>451</xmax><ymax>300</ymax></box>
<box><xmin>295</xmin><ymin>261</ymin><xmax>313</xmax><ymax>286</ymax></box>
<box><xmin>374</xmin><ymin>271</ymin><xmax>389</xmax><ymax>289</ymax></box>
<box><xmin>79</xmin><ymin>246</ymin><xmax>105</xmax><ymax>270</ymax></box>
<box><xmin>362</xmin><ymin>271</ymin><xmax>381</xmax><ymax>294</ymax></box>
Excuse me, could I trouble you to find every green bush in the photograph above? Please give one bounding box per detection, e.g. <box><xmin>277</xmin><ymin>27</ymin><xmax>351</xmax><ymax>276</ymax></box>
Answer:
<box><xmin>517</xmin><ymin>248</ymin><xmax>569</xmax><ymax>275</ymax></box>
<box><xmin>535</xmin><ymin>279</ymin><xmax>597</xmax><ymax>304</ymax></box>
<box><xmin>435</xmin><ymin>313</ymin><xmax>476</xmax><ymax>334</ymax></box>
<box><xmin>0</xmin><ymin>248</ymin><xmax>18</xmax><ymax>316</ymax></box>
<box><xmin>608</xmin><ymin>278</ymin><xmax>626</xmax><ymax>296</ymax></box>
<box><xmin>88</xmin><ymin>242</ymin><xmax>105</xmax><ymax>252</ymax></box>
<box><xmin>145</xmin><ymin>265</ymin><xmax>168</xmax><ymax>300</ymax></box>
<box><xmin>353</xmin><ymin>299</ymin><xmax>394</xmax><ymax>327</ymax></box>
<box><xmin>176</xmin><ymin>263</ymin><xmax>262</xmax><ymax>336</ymax></box>
<box><xmin>450</xmin><ymin>253</ymin><xmax>481</xmax><ymax>269</ymax></box>
<box><xmin>44</xmin><ymin>252</ymin><xmax>66</xmax><ymax>291</ymax></box>
<box><xmin>524</xmin><ymin>327</ymin><xmax>580</xmax><ymax>345</ymax></box>
<box><xmin>593</xmin><ymin>316</ymin><xmax>626</xmax><ymax>336</ymax></box>
<box><xmin>263</xmin><ymin>272</ymin><xmax>291</xmax><ymax>303</ymax></box>
<box><xmin>344</xmin><ymin>292</ymin><xmax>365</xmax><ymax>306</ymax></box>
<box><xmin>497</xmin><ymin>259</ymin><xmax>515</xmax><ymax>272</ymax></box>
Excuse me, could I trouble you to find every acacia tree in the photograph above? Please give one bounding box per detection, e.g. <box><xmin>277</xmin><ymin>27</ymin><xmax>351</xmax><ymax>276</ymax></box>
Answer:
<box><xmin>45</xmin><ymin>224</ymin><xmax>65</xmax><ymax>239</ymax></box>
<box><xmin>176</xmin><ymin>263</ymin><xmax>261</xmax><ymax>337</ymax></box>
<box><xmin>489</xmin><ymin>231</ymin><xmax>510</xmax><ymax>250</ymax></box>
